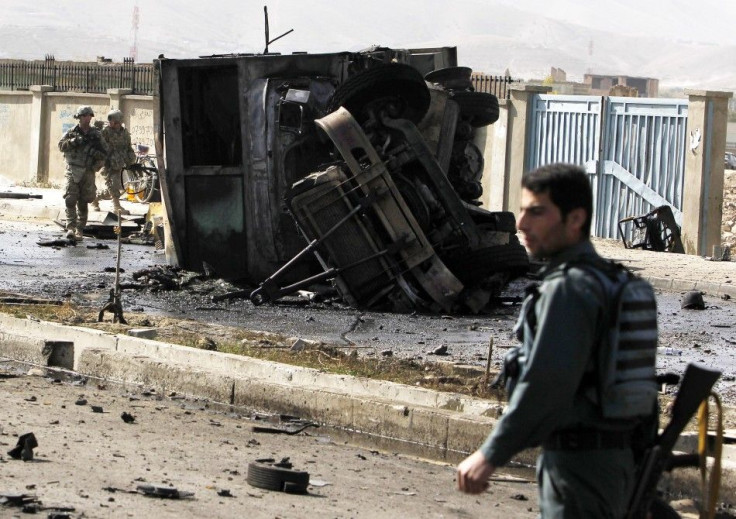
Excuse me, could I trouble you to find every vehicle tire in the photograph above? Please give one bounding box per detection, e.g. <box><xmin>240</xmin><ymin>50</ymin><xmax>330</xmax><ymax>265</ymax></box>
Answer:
<box><xmin>442</xmin><ymin>240</ymin><xmax>530</xmax><ymax>284</ymax></box>
<box><xmin>327</xmin><ymin>63</ymin><xmax>431</xmax><ymax>124</ymax></box>
<box><xmin>246</xmin><ymin>461</ymin><xmax>310</xmax><ymax>493</ymax></box>
<box><xmin>648</xmin><ymin>497</ymin><xmax>681</xmax><ymax>519</ymax></box>
<box><xmin>424</xmin><ymin>66</ymin><xmax>474</xmax><ymax>91</ymax></box>
<box><xmin>451</xmin><ymin>91</ymin><xmax>500</xmax><ymax>127</ymax></box>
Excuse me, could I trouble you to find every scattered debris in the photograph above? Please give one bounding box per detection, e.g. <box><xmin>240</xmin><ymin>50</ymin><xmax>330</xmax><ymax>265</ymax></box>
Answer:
<box><xmin>429</xmin><ymin>345</ymin><xmax>449</xmax><ymax>356</ymax></box>
<box><xmin>216</xmin><ymin>489</ymin><xmax>233</xmax><ymax>498</ymax></box>
<box><xmin>681</xmin><ymin>291</ymin><xmax>705</xmax><ymax>310</ymax></box>
<box><xmin>7</xmin><ymin>432</ymin><xmax>38</xmax><ymax>461</ymax></box>
<box><xmin>0</xmin><ymin>294</ymin><xmax>62</xmax><ymax>305</ymax></box>
<box><xmin>87</xmin><ymin>243</ymin><xmax>110</xmax><ymax>250</ymax></box>
<box><xmin>121</xmin><ymin>412</ymin><xmax>136</xmax><ymax>424</ymax></box>
<box><xmin>196</xmin><ymin>337</ymin><xmax>217</xmax><ymax>351</ymax></box>
<box><xmin>618</xmin><ymin>204</ymin><xmax>684</xmax><ymax>253</ymax></box>
<box><xmin>91</xmin><ymin>405</ymin><xmax>104</xmax><ymax>413</ymax></box>
<box><xmin>75</xmin><ymin>398</ymin><xmax>88</xmax><ymax>406</ymax></box>
<box><xmin>36</xmin><ymin>238</ymin><xmax>77</xmax><ymax>248</ymax></box>
<box><xmin>132</xmin><ymin>265</ymin><xmax>202</xmax><ymax>291</ymax></box>
<box><xmin>0</xmin><ymin>192</ymin><xmax>43</xmax><ymax>199</ymax></box>
<box><xmin>247</xmin><ymin>458</ymin><xmax>310</xmax><ymax>494</ymax></box>
<box><xmin>136</xmin><ymin>484</ymin><xmax>194</xmax><ymax>499</ymax></box>
<box><xmin>252</xmin><ymin>419</ymin><xmax>317</xmax><ymax>435</ymax></box>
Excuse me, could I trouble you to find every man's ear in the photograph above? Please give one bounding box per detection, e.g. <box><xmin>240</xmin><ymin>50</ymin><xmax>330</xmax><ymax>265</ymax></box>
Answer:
<box><xmin>566</xmin><ymin>207</ymin><xmax>587</xmax><ymax>235</ymax></box>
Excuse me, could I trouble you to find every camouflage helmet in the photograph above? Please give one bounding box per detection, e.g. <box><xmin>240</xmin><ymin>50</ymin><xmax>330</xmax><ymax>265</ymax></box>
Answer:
<box><xmin>681</xmin><ymin>290</ymin><xmax>705</xmax><ymax>310</ymax></box>
<box><xmin>74</xmin><ymin>106</ymin><xmax>94</xmax><ymax>119</ymax></box>
<box><xmin>107</xmin><ymin>109</ymin><xmax>124</xmax><ymax>122</ymax></box>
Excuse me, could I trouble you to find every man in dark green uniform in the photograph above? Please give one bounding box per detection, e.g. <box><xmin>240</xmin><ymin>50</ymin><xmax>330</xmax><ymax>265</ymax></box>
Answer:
<box><xmin>457</xmin><ymin>163</ymin><xmax>653</xmax><ymax>518</ymax></box>
<box><xmin>58</xmin><ymin>106</ymin><xmax>108</xmax><ymax>241</ymax></box>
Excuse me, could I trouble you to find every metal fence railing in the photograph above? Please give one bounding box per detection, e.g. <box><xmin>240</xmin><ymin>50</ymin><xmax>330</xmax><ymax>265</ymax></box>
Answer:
<box><xmin>0</xmin><ymin>57</ymin><xmax>517</xmax><ymax>101</ymax></box>
<box><xmin>471</xmin><ymin>74</ymin><xmax>520</xmax><ymax>100</ymax></box>
<box><xmin>0</xmin><ymin>56</ymin><xmax>155</xmax><ymax>95</ymax></box>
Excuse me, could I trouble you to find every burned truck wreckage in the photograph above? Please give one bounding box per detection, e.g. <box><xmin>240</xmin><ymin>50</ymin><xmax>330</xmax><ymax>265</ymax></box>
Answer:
<box><xmin>155</xmin><ymin>46</ymin><xmax>529</xmax><ymax>314</ymax></box>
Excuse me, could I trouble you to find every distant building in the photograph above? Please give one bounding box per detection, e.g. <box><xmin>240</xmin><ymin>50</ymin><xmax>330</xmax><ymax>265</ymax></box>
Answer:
<box><xmin>584</xmin><ymin>74</ymin><xmax>659</xmax><ymax>98</ymax></box>
<box><xmin>526</xmin><ymin>67</ymin><xmax>592</xmax><ymax>95</ymax></box>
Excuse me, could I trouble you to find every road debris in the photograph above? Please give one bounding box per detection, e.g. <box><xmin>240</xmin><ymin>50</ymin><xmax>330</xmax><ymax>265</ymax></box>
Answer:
<box><xmin>681</xmin><ymin>290</ymin><xmax>706</xmax><ymax>310</ymax></box>
<box><xmin>7</xmin><ymin>432</ymin><xmax>38</xmax><ymax>461</ymax></box>
<box><xmin>37</xmin><ymin>238</ymin><xmax>77</xmax><ymax>247</ymax></box>
<box><xmin>121</xmin><ymin>412</ymin><xmax>136</xmax><ymax>424</ymax></box>
<box><xmin>246</xmin><ymin>458</ymin><xmax>310</xmax><ymax>494</ymax></box>
<box><xmin>136</xmin><ymin>484</ymin><xmax>194</xmax><ymax>499</ymax></box>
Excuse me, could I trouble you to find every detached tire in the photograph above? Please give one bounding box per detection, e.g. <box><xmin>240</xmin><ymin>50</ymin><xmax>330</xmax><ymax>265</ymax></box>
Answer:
<box><xmin>328</xmin><ymin>63</ymin><xmax>430</xmax><ymax>124</ymax></box>
<box><xmin>247</xmin><ymin>461</ymin><xmax>310</xmax><ymax>494</ymax></box>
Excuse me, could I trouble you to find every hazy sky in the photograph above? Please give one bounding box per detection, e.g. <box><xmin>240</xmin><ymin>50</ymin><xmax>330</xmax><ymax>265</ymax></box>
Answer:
<box><xmin>3</xmin><ymin>0</ymin><xmax>734</xmax><ymax>57</ymax></box>
<box><xmin>1</xmin><ymin>0</ymin><xmax>734</xmax><ymax>87</ymax></box>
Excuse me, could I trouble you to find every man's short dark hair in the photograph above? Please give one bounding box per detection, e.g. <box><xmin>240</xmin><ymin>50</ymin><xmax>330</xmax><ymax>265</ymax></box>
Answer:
<box><xmin>521</xmin><ymin>163</ymin><xmax>593</xmax><ymax>237</ymax></box>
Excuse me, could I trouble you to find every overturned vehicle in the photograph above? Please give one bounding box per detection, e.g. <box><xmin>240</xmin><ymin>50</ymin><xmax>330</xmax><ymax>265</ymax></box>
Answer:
<box><xmin>154</xmin><ymin>46</ymin><xmax>528</xmax><ymax>313</ymax></box>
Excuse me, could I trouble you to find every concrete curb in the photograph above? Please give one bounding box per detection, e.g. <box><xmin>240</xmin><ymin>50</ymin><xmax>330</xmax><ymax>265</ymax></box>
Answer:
<box><xmin>1</xmin><ymin>312</ymin><xmax>734</xmax><ymax>504</ymax></box>
<box><xmin>0</xmin><ymin>313</ymin><xmax>503</xmax><ymax>460</ymax></box>
<box><xmin>647</xmin><ymin>276</ymin><xmax>736</xmax><ymax>300</ymax></box>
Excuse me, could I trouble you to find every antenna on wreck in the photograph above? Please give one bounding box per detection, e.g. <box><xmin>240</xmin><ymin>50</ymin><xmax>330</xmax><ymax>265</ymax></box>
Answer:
<box><xmin>263</xmin><ymin>5</ymin><xmax>294</xmax><ymax>54</ymax></box>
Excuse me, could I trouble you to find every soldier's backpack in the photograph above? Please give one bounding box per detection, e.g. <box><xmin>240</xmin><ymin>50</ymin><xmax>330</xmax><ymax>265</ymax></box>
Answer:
<box><xmin>574</xmin><ymin>258</ymin><xmax>659</xmax><ymax>420</ymax></box>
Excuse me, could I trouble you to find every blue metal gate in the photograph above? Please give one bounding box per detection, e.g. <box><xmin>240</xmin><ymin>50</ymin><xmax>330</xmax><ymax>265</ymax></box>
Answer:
<box><xmin>527</xmin><ymin>94</ymin><xmax>689</xmax><ymax>239</ymax></box>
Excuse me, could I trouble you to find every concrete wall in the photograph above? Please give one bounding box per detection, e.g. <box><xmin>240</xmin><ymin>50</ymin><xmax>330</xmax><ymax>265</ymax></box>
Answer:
<box><xmin>0</xmin><ymin>87</ymin><xmax>153</xmax><ymax>187</ymax></box>
<box><xmin>0</xmin><ymin>91</ymin><xmax>33</xmax><ymax>182</ymax></box>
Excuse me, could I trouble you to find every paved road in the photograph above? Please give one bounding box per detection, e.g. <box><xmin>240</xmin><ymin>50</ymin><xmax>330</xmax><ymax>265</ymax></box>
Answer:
<box><xmin>1</xmin><ymin>218</ymin><xmax>735</xmax><ymax>406</ymax></box>
<box><xmin>0</xmin><ymin>362</ymin><xmax>538</xmax><ymax>518</ymax></box>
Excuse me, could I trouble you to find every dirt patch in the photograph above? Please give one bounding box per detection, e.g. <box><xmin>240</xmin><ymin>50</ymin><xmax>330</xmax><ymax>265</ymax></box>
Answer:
<box><xmin>0</xmin><ymin>301</ymin><xmax>504</xmax><ymax>400</ymax></box>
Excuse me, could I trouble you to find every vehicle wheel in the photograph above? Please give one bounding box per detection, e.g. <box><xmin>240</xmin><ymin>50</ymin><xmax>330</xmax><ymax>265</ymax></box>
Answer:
<box><xmin>424</xmin><ymin>66</ymin><xmax>474</xmax><ymax>91</ymax></box>
<box><xmin>648</xmin><ymin>497</ymin><xmax>681</xmax><ymax>519</ymax></box>
<box><xmin>246</xmin><ymin>461</ymin><xmax>310</xmax><ymax>493</ymax></box>
<box><xmin>451</xmin><ymin>91</ymin><xmax>500</xmax><ymax>127</ymax></box>
<box><xmin>442</xmin><ymin>240</ymin><xmax>530</xmax><ymax>284</ymax></box>
<box><xmin>327</xmin><ymin>63</ymin><xmax>431</xmax><ymax>124</ymax></box>
<box><xmin>449</xmin><ymin>140</ymin><xmax>484</xmax><ymax>182</ymax></box>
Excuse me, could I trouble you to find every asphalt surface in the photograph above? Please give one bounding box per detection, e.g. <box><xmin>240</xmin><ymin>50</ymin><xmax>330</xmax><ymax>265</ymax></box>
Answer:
<box><xmin>1</xmin><ymin>188</ymin><xmax>736</xmax><ymax>403</ymax></box>
<box><xmin>1</xmin><ymin>188</ymin><xmax>736</xmax><ymax>515</ymax></box>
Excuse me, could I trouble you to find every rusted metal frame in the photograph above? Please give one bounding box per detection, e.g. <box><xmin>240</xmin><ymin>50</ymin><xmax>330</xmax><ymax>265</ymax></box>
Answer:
<box><xmin>315</xmin><ymin>109</ymin><xmax>432</xmax><ymax>268</ymax></box>
<box><xmin>288</xmin><ymin>168</ymin><xmax>400</xmax><ymax>306</ymax></box>
<box><xmin>380</xmin><ymin>115</ymin><xmax>480</xmax><ymax>248</ymax></box>
<box><xmin>315</xmin><ymin>108</ymin><xmax>464</xmax><ymax>312</ymax></box>
<box><xmin>250</xmin><ymin>189</ymin><xmax>398</xmax><ymax>305</ymax></box>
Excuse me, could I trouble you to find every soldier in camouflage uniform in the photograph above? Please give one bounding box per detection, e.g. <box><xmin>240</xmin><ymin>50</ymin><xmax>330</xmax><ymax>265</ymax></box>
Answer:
<box><xmin>58</xmin><ymin>106</ymin><xmax>108</xmax><ymax>241</ymax></box>
<box><xmin>91</xmin><ymin>109</ymin><xmax>136</xmax><ymax>215</ymax></box>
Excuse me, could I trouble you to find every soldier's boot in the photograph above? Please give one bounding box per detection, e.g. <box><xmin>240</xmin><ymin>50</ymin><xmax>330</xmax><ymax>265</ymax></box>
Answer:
<box><xmin>75</xmin><ymin>214</ymin><xmax>87</xmax><ymax>241</ymax></box>
<box><xmin>112</xmin><ymin>197</ymin><xmax>130</xmax><ymax>215</ymax></box>
<box><xmin>65</xmin><ymin>202</ymin><xmax>78</xmax><ymax>240</ymax></box>
<box><xmin>91</xmin><ymin>199</ymin><xmax>101</xmax><ymax>212</ymax></box>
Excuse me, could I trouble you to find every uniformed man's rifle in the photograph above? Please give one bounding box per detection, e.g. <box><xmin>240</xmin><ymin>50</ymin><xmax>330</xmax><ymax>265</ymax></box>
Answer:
<box><xmin>626</xmin><ymin>364</ymin><xmax>721</xmax><ymax>518</ymax></box>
